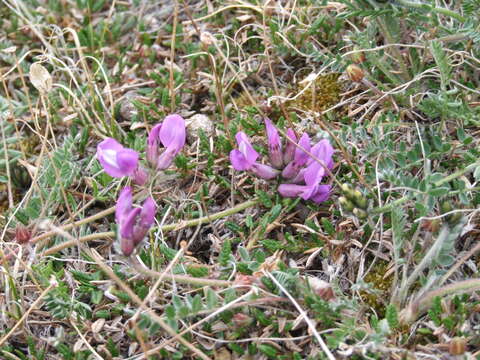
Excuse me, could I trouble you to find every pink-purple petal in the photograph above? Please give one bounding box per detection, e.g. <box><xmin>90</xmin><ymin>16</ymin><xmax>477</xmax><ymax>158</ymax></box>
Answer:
<box><xmin>278</xmin><ymin>183</ymin><xmax>305</xmax><ymax>198</ymax></box>
<box><xmin>265</xmin><ymin>118</ymin><xmax>283</xmax><ymax>168</ymax></box>
<box><xmin>97</xmin><ymin>138</ymin><xmax>139</xmax><ymax>177</ymax></box>
<box><xmin>121</xmin><ymin>237</ymin><xmax>135</xmax><ymax>257</ymax></box>
<box><xmin>230</xmin><ymin>149</ymin><xmax>252</xmax><ymax>171</ymax></box>
<box><xmin>236</xmin><ymin>132</ymin><xmax>259</xmax><ymax>164</ymax></box>
<box><xmin>116</xmin><ymin>149</ymin><xmax>140</xmax><ymax>176</ymax></box>
<box><xmin>139</xmin><ymin>197</ymin><xmax>156</xmax><ymax>229</ymax></box>
<box><xmin>147</xmin><ymin>123</ymin><xmax>162</xmax><ymax>166</ymax></box>
<box><xmin>132</xmin><ymin>167</ymin><xmax>148</xmax><ymax>185</ymax></box>
<box><xmin>115</xmin><ymin>186</ymin><xmax>133</xmax><ymax>225</ymax></box>
<box><xmin>159</xmin><ymin>114</ymin><xmax>186</xmax><ymax>152</ymax></box>
<box><xmin>156</xmin><ymin>146</ymin><xmax>177</xmax><ymax>170</ymax></box>
<box><xmin>303</xmin><ymin>161</ymin><xmax>325</xmax><ymax>187</ymax></box>
<box><xmin>310</xmin><ymin>184</ymin><xmax>331</xmax><ymax>203</ymax></box>
<box><xmin>283</xmin><ymin>128</ymin><xmax>297</xmax><ymax>164</ymax></box>
<box><xmin>120</xmin><ymin>207</ymin><xmax>141</xmax><ymax>239</ymax></box>
<box><xmin>251</xmin><ymin>163</ymin><xmax>280</xmax><ymax>180</ymax></box>
<box><xmin>309</xmin><ymin>139</ymin><xmax>334</xmax><ymax>168</ymax></box>
<box><xmin>294</xmin><ymin>133</ymin><xmax>311</xmax><ymax>166</ymax></box>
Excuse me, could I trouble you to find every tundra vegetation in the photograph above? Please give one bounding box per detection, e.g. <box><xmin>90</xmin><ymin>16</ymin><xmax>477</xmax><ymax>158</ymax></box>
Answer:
<box><xmin>0</xmin><ymin>0</ymin><xmax>480</xmax><ymax>359</ymax></box>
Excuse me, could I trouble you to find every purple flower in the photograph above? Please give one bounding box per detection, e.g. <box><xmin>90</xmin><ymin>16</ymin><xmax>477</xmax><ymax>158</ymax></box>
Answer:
<box><xmin>265</xmin><ymin>118</ymin><xmax>283</xmax><ymax>168</ymax></box>
<box><xmin>278</xmin><ymin>161</ymin><xmax>331</xmax><ymax>203</ymax></box>
<box><xmin>230</xmin><ymin>132</ymin><xmax>259</xmax><ymax>170</ymax></box>
<box><xmin>278</xmin><ymin>183</ymin><xmax>331</xmax><ymax>203</ymax></box>
<box><xmin>115</xmin><ymin>187</ymin><xmax>157</xmax><ymax>256</ymax></box>
<box><xmin>282</xmin><ymin>133</ymin><xmax>311</xmax><ymax>179</ymax></box>
<box><xmin>147</xmin><ymin>123</ymin><xmax>162</xmax><ymax>166</ymax></box>
<box><xmin>307</xmin><ymin>139</ymin><xmax>334</xmax><ymax>170</ymax></box>
<box><xmin>278</xmin><ymin>139</ymin><xmax>334</xmax><ymax>203</ymax></box>
<box><xmin>97</xmin><ymin>138</ymin><xmax>139</xmax><ymax>177</ymax></box>
<box><xmin>230</xmin><ymin>132</ymin><xmax>279</xmax><ymax>180</ymax></box>
<box><xmin>229</xmin><ymin>124</ymin><xmax>334</xmax><ymax>204</ymax></box>
<box><xmin>147</xmin><ymin>114</ymin><xmax>186</xmax><ymax>170</ymax></box>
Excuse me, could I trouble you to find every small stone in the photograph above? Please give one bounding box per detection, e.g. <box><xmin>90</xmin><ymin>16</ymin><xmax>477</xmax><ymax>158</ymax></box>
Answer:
<box><xmin>119</xmin><ymin>91</ymin><xmax>139</xmax><ymax>121</ymax></box>
<box><xmin>186</xmin><ymin>114</ymin><xmax>214</xmax><ymax>143</ymax></box>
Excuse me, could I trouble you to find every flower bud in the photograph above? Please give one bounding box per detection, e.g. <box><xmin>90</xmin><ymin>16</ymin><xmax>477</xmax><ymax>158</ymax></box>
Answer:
<box><xmin>341</xmin><ymin>183</ymin><xmax>357</xmax><ymax>201</ymax></box>
<box><xmin>341</xmin><ymin>183</ymin><xmax>351</xmax><ymax>193</ymax></box>
<box><xmin>449</xmin><ymin>337</ymin><xmax>466</xmax><ymax>356</ymax></box>
<box><xmin>15</xmin><ymin>226</ymin><xmax>32</xmax><ymax>244</ymax></box>
<box><xmin>346</xmin><ymin>64</ymin><xmax>364</xmax><ymax>83</ymax></box>
<box><xmin>352</xmin><ymin>190</ymin><xmax>368</xmax><ymax>210</ymax></box>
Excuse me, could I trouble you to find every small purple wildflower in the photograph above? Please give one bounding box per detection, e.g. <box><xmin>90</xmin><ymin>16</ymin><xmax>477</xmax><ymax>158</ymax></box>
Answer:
<box><xmin>147</xmin><ymin>114</ymin><xmax>186</xmax><ymax>170</ymax></box>
<box><xmin>96</xmin><ymin>138</ymin><xmax>139</xmax><ymax>178</ymax></box>
<box><xmin>115</xmin><ymin>187</ymin><xmax>156</xmax><ymax>256</ymax></box>
<box><xmin>230</xmin><ymin>132</ymin><xmax>279</xmax><ymax>180</ymax></box>
<box><xmin>230</xmin><ymin>119</ymin><xmax>334</xmax><ymax>203</ymax></box>
<box><xmin>281</xmin><ymin>133</ymin><xmax>311</xmax><ymax>179</ymax></box>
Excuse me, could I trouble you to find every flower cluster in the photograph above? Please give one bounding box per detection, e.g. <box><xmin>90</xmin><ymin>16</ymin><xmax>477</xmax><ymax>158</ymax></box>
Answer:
<box><xmin>230</xmin><ymin>118</ymin><xmax>334</xmax><ymax>203</ymax></box>
<box><xmin>96</xmin><ymin>114</ymin><xmax>187</xmax><ymax>256</ymax></box>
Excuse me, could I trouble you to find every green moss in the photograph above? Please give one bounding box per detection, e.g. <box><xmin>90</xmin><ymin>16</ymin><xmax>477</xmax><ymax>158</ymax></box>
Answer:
<box><xmin>286</xmin><ymin>73</ymin><xmax>342</xmax><ymax>113</ymax></box>
<box><xmin>360</xmin><ymin>262</ymin><xmax>393</xmax><ymax>317</ymax></box>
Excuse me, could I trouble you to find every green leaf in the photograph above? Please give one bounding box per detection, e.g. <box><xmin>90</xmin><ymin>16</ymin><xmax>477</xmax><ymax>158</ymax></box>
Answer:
<box><xmin>321</xmin><ymin>218</ymin><xmax>335</xmax><ymax>236</ymax></box>
<box><xmin>430</xmin><ymin>40</ymin><xmax>451</xmax><ymax>90</ymax></box>
<box><xmin>427</xmin><ymin>187</ymin><xmax>450</xmax><ymax>197</ymax></box>
<box><xmin>474</xmin><ymin>166</ymin><xmax>480</xmax><ymax>182</ymax></box>
<box><xmin>91</xmin><ymin>289</ymin><xmax>103</xmax><ymax>304</ymax></box>
<box><xmin>219</xmin><ymin>239</ymin><xmax>232</xmax><ymax>267</ymax></box>
<box><xmin>258</xmin><ymin>344</ymin><xmax>278</xmax><ymax>358</ymax></box>
<box><xmin>385</xmin><ymin>304</ymin><xmax>399</xmax><ymax>329</ymax></box>
<box><xmin>205</xmin><ymin>288</ymin><xmax>218</xmax><ymax>309</ymax></box>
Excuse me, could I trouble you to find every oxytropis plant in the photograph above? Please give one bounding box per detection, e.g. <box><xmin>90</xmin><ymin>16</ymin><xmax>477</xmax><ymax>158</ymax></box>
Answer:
<box><xmin>230</xmin><ymin>118</ymin><xmax>334</xmax><ymax>203</ymax></box>
<box><xmin>96</xmin><ymin>114</ymin><xmax>186</xmax><ymax>256</ymax></box>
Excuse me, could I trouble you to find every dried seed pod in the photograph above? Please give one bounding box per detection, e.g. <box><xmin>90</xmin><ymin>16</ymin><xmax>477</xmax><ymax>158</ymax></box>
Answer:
<box><xmin>15</xmin><ymin>226</ymin><xmax>32</xmax><ymax>244</ymax></box>
<box><xmin>449</xmin><ymin>337</ymin><xmax>466</xmax><ymax>355</ymax></box>
<box><xmin>346</xmin><ymin>64</ymin><xmax>365</xmax><ymax>83</ymax></box>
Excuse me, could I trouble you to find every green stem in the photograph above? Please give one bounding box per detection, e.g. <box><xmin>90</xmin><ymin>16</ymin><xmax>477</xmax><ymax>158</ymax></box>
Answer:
<box><xmin>434</xmin><ymin>161</ymin><xmax>480</xmax><ymax>187</ymax></box>
<box><xmin>371</xmin><ymin>196</ymin><xmax>410</xmax><ymax>215</ymax></box>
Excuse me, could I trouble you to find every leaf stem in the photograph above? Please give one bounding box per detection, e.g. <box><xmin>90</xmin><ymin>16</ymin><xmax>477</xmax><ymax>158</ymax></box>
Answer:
<box><xmin>395</xmin><ymin>0</ymin><xmax>466</xmax><ymax>23</ymax></box>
